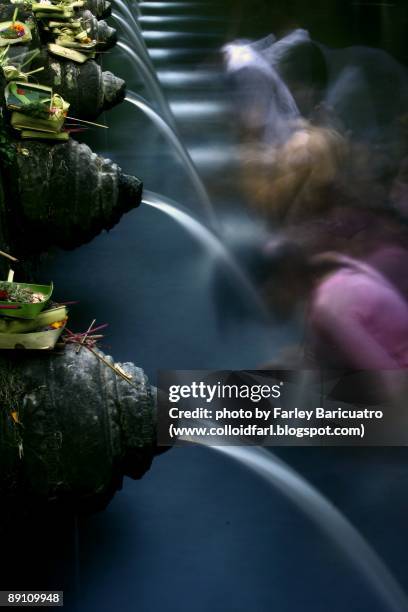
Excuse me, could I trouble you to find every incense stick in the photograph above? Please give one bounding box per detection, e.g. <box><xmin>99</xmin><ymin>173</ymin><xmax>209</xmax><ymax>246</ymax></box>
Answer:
<box><xmin>65</xmin><ymin>116</ymin><xmax>108</xmax><ymax>129</ymax></box>
<box><xmin>0</xmin><ymin>250</ymin><xmax>18</xmax><ymax>263</ymax></box>
<box><xmin>76</xmin><ymin>318</ymin><xmax>96</xmax><ymax>353</ymax></box>
<box><xmin>25</xmin><ymin>66</ymin><xmax>45</xmax><ymax>76</ymax></box>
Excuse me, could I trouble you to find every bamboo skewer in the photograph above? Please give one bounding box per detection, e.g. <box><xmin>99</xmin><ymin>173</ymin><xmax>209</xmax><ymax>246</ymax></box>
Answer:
<box><xmin>65</xmin><ymin>116</ymin><xmax>108</xmax><ymax>129</ymax></box>
<box><xmin>24</xmin><ymin>66</ymin><xmax>45</xmax><ymax>76</ymax></box>
<box><xmin>0</xmin><ymin>250</ymin><xmax>18</xmax><ymax>263</ymax></box>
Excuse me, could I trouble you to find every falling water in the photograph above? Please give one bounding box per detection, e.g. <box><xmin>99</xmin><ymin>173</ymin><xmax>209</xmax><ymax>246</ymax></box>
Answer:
<box><xmin>142</xmin><ymin>190</ymin><xmax>270</xmax><ymax>318</ymax></box>
<box><xmin>138</xmin><ymin>15</ymin><xmax>224</xmax><ymax>25</ymax></box>
<box><xmin>139</xmin><ymin>2</ymin><xmax>210</xmax><ymax>7</ymax></box>
<box><xmin>113</xmin><ymin>2</ymin><xmax>176</xmax><ymax>124</ymax></box>
<box><xmin>116</xmin><ymin>0</ymin><xmax>167</xmax><ymax>74</ymax></box>
<box><xmin>117</xmin><ymin>41</ymin><xmax>177</xmax><ymax>128</ymax></box>
<box><xmin>112</xmin><ymin>11</ymin><xmax>152</xmax><ymax>64</ymax></box>
<box><xmin>114</xmin><ymin>0</ymin><xmax>143</xmax><ymax>35</ymax></box>
<box><xmin>206</xmin><ymin>445</ymin><xmax>408</xmax><ymax>612</ymax></box>
<box><xmin>123</xmin><ymin>0</ymin><xmax>141</xmax><ymax>17</ymax></box>
<box><xmin>125</xmin><ymin>94</ymin><xmax>217</xmax><ymax>226</ymax></box>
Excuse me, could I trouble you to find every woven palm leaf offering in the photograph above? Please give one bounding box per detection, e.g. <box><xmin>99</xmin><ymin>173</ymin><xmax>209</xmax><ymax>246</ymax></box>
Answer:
<box><xmin>47</xmin><ymin>42</ymin><xmax>90</xmax><ymax>62</ymax></box>
<box><xmin>0</xmin><ymin>255</ymin><xmax>67</xmax><ymax>349</ymax></box>
<box><xmin>0</xmin><ymin>21</ymin><xmax>32</xmax><ymax>46</ymax></box>
<box><xmin>31</xmin><ymin>1</ymin><xmax>73</xmax><ymax>20</ymax></box>
<box><xmin>2</xmin><ymin>48</ymin><xmax>44</xmax><ymax>82</ymax></box>
<box><xmin>0</xmin><ymin>8</ymin><xmax>32</xmax><ymax>46</ymax></box>
<box><xmin>0</xmin><ymin>270</ymin><xmax>53</xmax><ymax>319</ymax></box>
<box><xmin>28</xmin><ymin>0</ymin><xmax>99</xmax><ymax>62</ymax></box>
<box><xmin>2</xmin><ymin>63</ymin><xmax>43</xmax><ymax>81</ymax></box>
<box><xmin>47</xmin><ymin>15</ymin><xmax>97</xmax><ymax>62</ymax></box>
<box><xmin>5</xmin><ymin>80</ymin><xmax>70</xmax><ymax>140</ymax></box>
<box><xmin>0</xmin><ymin>303</ymin><xmax>68</xmax><ymax>349</ymax></box>
<box><xmin>54</xmin><ymin>29</ymin><xmax>96</xmax><ymax>51</ymax></box>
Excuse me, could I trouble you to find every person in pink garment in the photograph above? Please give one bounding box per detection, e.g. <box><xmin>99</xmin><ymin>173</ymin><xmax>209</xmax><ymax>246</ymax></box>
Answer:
<box><xmin>308</xmin><ymin>254</ymin><xmax>408</xmax><ymax>369</ymax></box>
<box><xmin>261</xmin><ymin>243</ymin><xmax>408</xmax><ymax>370</ymax></box>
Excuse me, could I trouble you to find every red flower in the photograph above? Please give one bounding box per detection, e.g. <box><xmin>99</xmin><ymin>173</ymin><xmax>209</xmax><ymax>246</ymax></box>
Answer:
<box><xmin>12</xmin><ymin>23</ymin><xmax>25</xmax><ymax>36</ymax></box>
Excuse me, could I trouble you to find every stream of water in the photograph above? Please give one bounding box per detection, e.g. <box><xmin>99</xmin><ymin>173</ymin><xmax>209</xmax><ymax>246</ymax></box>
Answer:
<box><xmin>126</xmin><ymin>96</ymin><xmax>217</xmax><ymax>225</ymax></box>
<box><xmin>213</xmin><ymin>446</ymin><xmax>408</xmax><ymax>612</ymax></box>
<box><xmin>142</xmin><ymin>190</ymin><xmax>269</xmax><ymax>317</ymax></box>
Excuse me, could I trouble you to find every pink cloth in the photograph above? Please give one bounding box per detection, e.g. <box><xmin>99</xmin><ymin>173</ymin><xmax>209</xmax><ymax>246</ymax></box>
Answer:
<box><xmin>309</xmin><ymin>259</ymin><xmax>408</xmax><ymax>369</ymax></box>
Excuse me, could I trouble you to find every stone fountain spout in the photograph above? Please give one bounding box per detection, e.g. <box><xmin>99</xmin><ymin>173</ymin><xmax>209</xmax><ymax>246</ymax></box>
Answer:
<box><xmin>0</xmin><ymin>346</ymin><xmax>158</xmax><ymax>516</ymax></box>
<box><xmin>1</xmin><ymin>139</ymin><xmax>142</xmax><ymax>255</ymax></box>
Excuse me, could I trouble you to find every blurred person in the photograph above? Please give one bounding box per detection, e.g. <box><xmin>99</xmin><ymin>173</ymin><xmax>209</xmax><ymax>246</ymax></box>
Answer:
<box><xmin>308</xmin><ymin>254</ymin><xmax>408</xmax><ymax>370</ymax></box>
<box><xmin>223</xmin><ymin>37</ymin><xmax>301</xmax><ymax>146</ymax></box>
<box><xmin>273</xmin><ymin>31</ymin><xmax>329</xmax><ymax>118</ymax></box>
<box><xmin>225</xmin><ymin>29</ymin><xmax>408</xmax><ymax>228</ymax></box>
<box><xmin>260</xmin><ymin>242</ymin><xmax>408</xmax><ymax>371</ymax></box>
<box><xmin>224</xmin><ymin>32</ymin><xmax>349</xmax><ymax>224</ymax></box>
<box><xmin>240</xmin><ymin>122</ymin><xmax>347</xmax><ymax>223</ymax></box>
<box><xmin>283</xmin><ymin>202</ymin><xmax>408</xmax><ymax>262</ymax></box>
<box><xmin>322</xmin><ymin>44</ymin><xmax>408</xmax><ymax>149</ymax></box>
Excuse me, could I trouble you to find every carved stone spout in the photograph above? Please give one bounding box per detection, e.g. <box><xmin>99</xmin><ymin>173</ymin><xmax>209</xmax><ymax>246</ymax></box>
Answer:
<box><xmin>2</xmin><ymin>138</ymin><xmax>142</xmax><ymax>254</ymax></box>
<box><xmin>0</xmin><ymin>345</ymin><xmax>157</xmax><ymax>515</ymax></box>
